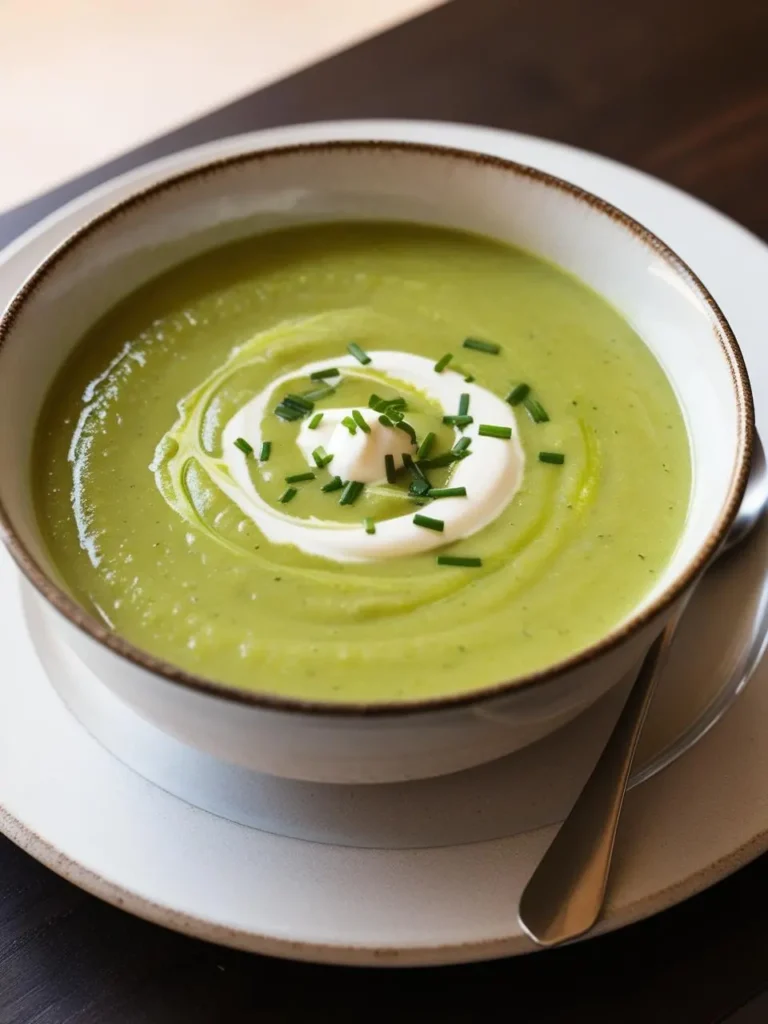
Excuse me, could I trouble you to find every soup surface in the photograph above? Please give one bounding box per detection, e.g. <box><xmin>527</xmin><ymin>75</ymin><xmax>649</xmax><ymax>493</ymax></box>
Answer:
<box><xmin>34</xmin><ymin>222</ymin><xmax>690</xmax><ymax>702</ymax></box>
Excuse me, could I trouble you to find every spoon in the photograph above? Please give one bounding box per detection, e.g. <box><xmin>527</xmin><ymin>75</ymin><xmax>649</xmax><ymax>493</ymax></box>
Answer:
<box><xmin>518</xmin><ymin>432</ymin><xmax>768</xmax><ymax>947</ymax></box>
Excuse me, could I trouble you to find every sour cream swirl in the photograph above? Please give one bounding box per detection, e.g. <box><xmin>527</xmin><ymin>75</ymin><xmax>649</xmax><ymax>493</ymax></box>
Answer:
<box><xmin>220</xmin><ymin>352</ymin><xmax>524</xmax><ymax>563</ymax></box>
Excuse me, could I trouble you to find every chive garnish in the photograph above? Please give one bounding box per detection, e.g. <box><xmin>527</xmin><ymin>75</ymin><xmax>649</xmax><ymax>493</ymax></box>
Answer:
<box><xmin>321</xmin><ymin>476</ymin><xmax>344</xmax><ymax>493</ymax></box>
<box><xmin>339</xmin><ymin>480</ymin><xmax>364</xmax><ymax>506</ymax></box>
<box><xmin>524</xmin><ymin>397</ymin><xmax>550</xmax><ymax>423</ymax></box>
<box><xmin>413</xmin><ymin>514</ymin><xmax>445</xmax><ymax>532</ymax></box>
<box><xmin>458</xmin><ymin>393</ymin><xmax>470</xmax><ymax>416</ymax></box>
<box><xmin>403</xmin><ymin>453</ymin><xmax>430</xmax><ymax>485</ymax></box>
<box><xmin>233</xmin><ymin>437</ymin><xmax>253</xmax><ymax>456</ymax></box>
<box><xmin>259</xmin><ymin>441</ymin><xmax>271</xmax><ymax>461</ymax></box>
<box><xmin>341</xmin><ymin>416</ymin><xmax>358</xmax><ymax>435</ymax></box>
<box><xmin>364</xmin><ymin>517</ymin><xmax>376</xmax><ymax>535</ymax></box>
<box><xmin>452</xmin><ymin>436</ymin><xmax>471</xmax><ymax>455</ymax></box>
<box><xmin>283</xmin><ymin>393</ymin><xmax>314</xmax><ymax>411</ymax></box>
<box><xmin>443</xmin><ymin>415</ymin><xmax>473</xmax><ymax>427</ymax></box>
<box><xmin>463</xmin><ymin>337</ymin><xmax>500</xmax><ymax>355</ymax></box>
<box><xmin>275</xmin><ymin>403</ymin><xmax>305</xmax><ymax>422</ymax></box>
<box><xmin>312</xmin><ymin>446</ymin><xmax>333</xmax><ymax>468</ymax></box>
<box><xmin>464</xmin><ymin>374</ymin><xmax>475</xmax><ymax>383</ymax></box>
<box><xmin>384</xmin><ymin>454</ymin><xmax>397</xmax><ymax>484</ymax></box>
<box><xmin>279</xmin><ymin>487</ymin><xmax>298</xmax><ymax>504</ymax></box>
<box><xmin>368</xmin><ymin>393</ymin><xmax>384</xmax><ymax>410</ymax></box>
<box><xmin>379</xmin><ymin>414</ymin><xmax>394</xmax><ymax>428</ymax></box>
<box><xmin>352</xmin><ymin>409</ymin><xmax>371</xmax><ymax>434</ymax></box>
<box><xmin>409</xmin><ymin>478</ymin><xmax>431</xmax><ymax>497</ymax></box>
<box><xmin>434</xmin><ymin>353</ymin><xmax>453</xmax><ymax>373</ymax></box>
<box><xmin>348</xmin><ymin>342</ymin><xmax>371</xmax><ymax>365</ymax></box>
<box><xmin>427</xmin><ymin>487</ymin><xmax>467</xmax><ymax>498</ymax></box>
<box><xmin>506</xmin><ymin>383</ymin><xmax>531</xmax><ymax>406</ymax></box>
<box><xmin>285</xmin><ymin>471</ymin><xmax>316</xmax><ymax>483</ymax></box>
<box><xmin>478</xmin><ymin>424</ymin><xmax>512</xmax><ymax>439</ymax></box>
<box><xmin>417</xmin><ymin>431</ymin><xmax>436</xmax><ymax>459</ymax></box>
<box><xmin>539</xmin><ymin>451</ymin><xmax>565</xmax><ymax>464</ymax></box>
<box><xmin>418</xmin><ymin>452</ymin><xmax>459</xmax><ymax>469</ymax></box>
<box><xmin>396</xmin><ymin>420</ymin><xmax>418</xmax><ymax>444</ymax></box>
<box><xmin>310</xmin><ymin>368</ymin><xmax>340</xmax><ymax>380</ymax></box>
<box><xmin>437</xmin><ymin>555</ymin><xmax>482</xmax><ymax>567</ymax></box>
<box><xmin>308</xmin><ymin>412</ymin><xmax>324</xmax><ymax>430</ymax></box>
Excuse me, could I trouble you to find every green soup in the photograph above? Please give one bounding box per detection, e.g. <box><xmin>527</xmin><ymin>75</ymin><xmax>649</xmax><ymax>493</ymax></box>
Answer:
<box><xmin>34</xmin><ymin>222</ymin><xmax>690</xmax><ymax>702</ymax></box>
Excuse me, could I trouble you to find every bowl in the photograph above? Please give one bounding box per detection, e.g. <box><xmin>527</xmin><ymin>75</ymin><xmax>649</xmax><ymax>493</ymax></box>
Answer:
<box><xmin>0</xmin><ymin>141</ymin><xmax>752</xmax><ymax>783</ymax></box>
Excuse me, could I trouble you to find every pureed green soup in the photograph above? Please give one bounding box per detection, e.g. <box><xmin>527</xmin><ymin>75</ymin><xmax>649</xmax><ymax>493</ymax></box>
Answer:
<box><xmin>34</xmin><ymin>222</ymin><xmax>691</xmax><ymax>702</ymax></box>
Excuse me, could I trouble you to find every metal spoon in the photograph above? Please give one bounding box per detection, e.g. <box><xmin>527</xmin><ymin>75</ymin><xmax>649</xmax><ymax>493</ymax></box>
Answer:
<box><xmin>518</xmin><ymin>433</ymin><xmax>768</xmax><ymax>947</ymax></box>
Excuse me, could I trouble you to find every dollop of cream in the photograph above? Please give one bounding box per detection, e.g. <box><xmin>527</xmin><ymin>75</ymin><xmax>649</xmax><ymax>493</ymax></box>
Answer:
<box><xmin>296</xmin><ymin>407</ymin><xmax>413</xmax><ymax>483</ymax></box>
<box><xmin>219</xmin><ymin>351</ymin><xmax>525</xmax><ymax>563</ymax></box>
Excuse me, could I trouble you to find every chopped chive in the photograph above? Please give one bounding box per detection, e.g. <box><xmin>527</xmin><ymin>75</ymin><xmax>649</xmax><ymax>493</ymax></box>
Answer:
<box><xmin>283</xmin><ymin>393</ymin><xmax>314</xmax><ymax>411</ymax></box>
<box><xmin>285</xmin><ymin>471</ymin><xmax>316</xmax><ymax>484</ymax></box>
<box><xmin>539</xmin><ymin>451</ymin><xmax>565</xmax><ymax>465</ymax></box>
<box><xmin>321</xmin><ymin>476</ymin><xmax>344</xmax><ymax>493</ymax></box>
<box><xmin>368</xmin><ymin>393</ymin><xmax>384</xmax><ymax>410</ymax></box>
<box><xmin>339</xmin><ymin>480</ymin><xmax>364</xmax><ymax>506</ymax></box>
<box><xmin>279</xmin><ymin>487</ymin><xmax>298</xmax><ymax>504</ymax></box>
<box><xmin>312</xmin><ymin>446</ymin><xmax>333</xmax><ymax>468</ymax></box>
<box><xmin>302</xmin><ymin>386</ymin><xmax>335</xmax><ymax>403</ymax></box>
<box><xmin>259</xmin><ymin>441</ymin><xmax>271</xmax><ymax>461</ymax></box>
<box><xmin>464</xmin><ymin>374</ymin><xmax>475</xmax><ymax>383</ymax></box>
<box><xmin>348</xmin><ymin>342</ymin><xmax>371</xmax><ymax>365</ymax></box>
<box><xmin>524</xmin><ymin>397</ymin><xmax>550</xmax><ymax>423</ymax></box>
<box><xmin>458</xmin><ymin>393</ymin><xmax>470</xmax><ymax>416</ymax></box>
<box><xmin>463</xmin><ymin>337</ymin><xmax>500</xmax><ymax>355</ymax></box>
<box><xmin>478</xmin><ymin>424</ymin><xmax>512</xmax><ymax>439</ymax></box>
<box><xmin>409</xmin><ymin>478</ymin><xmax>431</xmax><ymax>497</ymax></box>
<box><xmin>352</xmin><ymin>409</ymin><xmax>371</xmax><ymax>434</ymax></box>
<box><xmin>427</xmin><ymin>487</ymin><xmax>467</xmax><ymax>498</ymax></box>
<box><xmin>417</xmin><ymin>431</ymin><xmax>436</xmax><ymax>459</ymax></box>
<box><xmin>413</xmin><ymin>514</ymin><xmax>445</xmax><ymax>532</ymax></box>
<box><xmin>275</xmin><ymin>403</ymin><xmax>305</xmax><ymax>422</ymax></box>
<box><xmin>308</xmin><ymin>412</ymin><xmax>324</xmax><ymax>430</ymax></box>
<box><xmin>403</xmin><ymin>452</ymin><xmax>430</xmax><ymax>485</ymax></box>
<box><xmin>384</xmin><ymin>406</ymin><xmax>404</xmax><ymax>423</ymax></box>
<box><xmin>396</xmin><ymin>420</ymin><xmax>417</xmax><ymax>445</ymax></box>
<box><xmin>310</xmin><ymin>367</ymin><xmax>340</xmax><ymax>380</ymax></box>
<box><xmin>434</xmin><ymin>352</ymin><xmax>453</xmax><ymax>373</ymax></box>
<box><xmin>233</xmin><ymin>437</ymin><xmax>253</xmax><ymax>456</ymax></box>
<box><xmin>363</xmin><ymin>517</ymin><xmax>376</xmax><ymax>535</ymax></box>
<box><xmin>384</xmin><ymin>454</ymin><xmax>397</xmax><ymax>484</ymax></box>
<box><xmin>341</xmin><ymin>416</ymin><xmax>358</xmax><ymax>435</ymax></box>
<box><xmin>506</xmin><ymin>382</ymin><xmax>531</xmax><ymax>406</ymax></box>
<box><xmin>418</xmin><ymin>452</ymin><xmax>459</xmax><ymax>469</ymax></box>
<box><xmin>452</xmin><ymin>436</ymin><xmax>471</xmax><ymax>455</ymax></box>
<box><xmin>276</xmin><ymin>398</ymin><xmax>307</xmax><ymax>414</ymax></box>
<box><xmin>443</xmin><ymin>414</ymin><xmax>474</xmax><ymax>427</ymax></box>
<box><xmin>379</xmin><ymin>414</ymin><xmax>394</xmax><ymax>428</ymax></box>
<box><xmin>437</xmin><ymin>555</ymin><xmax>482</xmax><ymax>567</ymax></box>
<box><xmin>387</xmin><ymin>398</ymin><xmax>407</xmax><ymax>410</ymax></box>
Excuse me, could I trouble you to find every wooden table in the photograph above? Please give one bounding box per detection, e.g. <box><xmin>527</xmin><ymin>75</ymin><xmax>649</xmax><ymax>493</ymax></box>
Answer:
<box><xmin>2</xmin><ymin>1</ymin><xmax>767</xmax><ymax>1019</ymax></box>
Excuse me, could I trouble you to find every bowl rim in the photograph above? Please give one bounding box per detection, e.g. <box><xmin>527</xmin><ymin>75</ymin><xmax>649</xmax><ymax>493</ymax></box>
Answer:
<box><xmin>0</xmin><ymin>139</ymin><xmax>754</xmax><ymax>718</ymax></box>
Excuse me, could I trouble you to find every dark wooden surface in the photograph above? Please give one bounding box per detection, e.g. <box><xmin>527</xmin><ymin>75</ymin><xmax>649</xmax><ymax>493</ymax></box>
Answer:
<box><xmin>2</xmin><ymin>0</ymin><xmax>768</xmax><ymax>1019</ymax></box>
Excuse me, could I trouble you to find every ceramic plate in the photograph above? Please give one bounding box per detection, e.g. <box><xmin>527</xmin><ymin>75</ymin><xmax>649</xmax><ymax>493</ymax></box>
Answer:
<box><xmin>1</xmin><ymin>120</ymin><xmax>767</xmax><ymax>965</ymax></box>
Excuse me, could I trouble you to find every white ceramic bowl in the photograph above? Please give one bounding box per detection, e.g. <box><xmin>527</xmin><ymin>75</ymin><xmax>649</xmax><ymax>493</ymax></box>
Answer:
<box><xmin>0</xmin><ymin>141</ymin><xmax>753</xmax><ymax>783</ymax></box>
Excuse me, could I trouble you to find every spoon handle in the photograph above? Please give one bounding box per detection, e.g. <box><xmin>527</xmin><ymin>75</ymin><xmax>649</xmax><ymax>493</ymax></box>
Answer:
<box><xmin>517</xmin><ymin>612</ymin><xmax>682</xmax><ymax>947</ymax></box>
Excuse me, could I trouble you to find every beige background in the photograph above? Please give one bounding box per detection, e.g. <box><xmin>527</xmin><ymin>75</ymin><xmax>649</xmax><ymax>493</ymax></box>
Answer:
<box><xmin>0</xmin><ymin>0</ymin><xmax>442</xmax><ymax>214</ymax></box>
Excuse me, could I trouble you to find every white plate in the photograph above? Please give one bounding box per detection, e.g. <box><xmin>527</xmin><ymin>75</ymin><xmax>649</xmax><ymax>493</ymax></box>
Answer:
<box><xmin>2</xmin><ymin>120</ymin><xmax>768</xmax><ymax>965</ymax></box>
